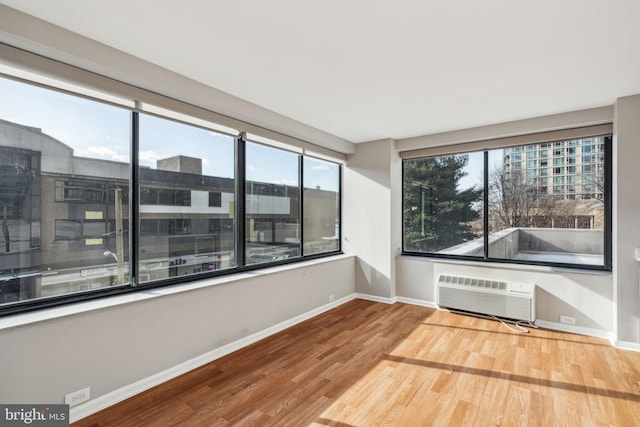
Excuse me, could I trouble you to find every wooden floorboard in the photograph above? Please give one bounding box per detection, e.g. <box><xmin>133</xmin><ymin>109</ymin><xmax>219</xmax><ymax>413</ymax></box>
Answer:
<box><xmin>73</xmin><ymin>299</ymin><xmax>640</xmax><ymax>426</ymax></box>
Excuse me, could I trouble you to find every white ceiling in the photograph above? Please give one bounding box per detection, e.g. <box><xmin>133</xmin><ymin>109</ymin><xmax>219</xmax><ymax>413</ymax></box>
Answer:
<box><xmin>2</xmin><ymin>0</ymin><xmax>639</xmax><ymax>143</ymax></box>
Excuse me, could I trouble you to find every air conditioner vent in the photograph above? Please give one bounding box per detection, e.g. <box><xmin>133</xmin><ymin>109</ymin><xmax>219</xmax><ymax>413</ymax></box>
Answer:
<box><xmin>437</xmin><ymin>274</ymin><xmax>536</xmax><ymax>322</ymax></box>
<box><xmin>439</xmin><ymin>275</ymin><xmax>508</xmax><ymax>290</ymax></box>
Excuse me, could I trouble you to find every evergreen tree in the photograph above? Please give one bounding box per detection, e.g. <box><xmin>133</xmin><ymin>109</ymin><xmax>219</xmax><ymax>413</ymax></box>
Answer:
<box><xmin>404</xmin><ymin>155</ymin><xmax>482</xmax><ymax>252</ymax></box>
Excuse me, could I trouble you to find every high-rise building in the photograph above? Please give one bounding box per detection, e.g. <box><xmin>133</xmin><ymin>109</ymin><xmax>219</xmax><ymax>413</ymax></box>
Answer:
<box><xmin>503</xmin><ymin>137</ymin><xmax>607</xmax><ymax>201</ymax></box>
<box><xmin>501</xmin><ymin>137</ymin><xmax>607</xmax><ymax>229</ymax></box>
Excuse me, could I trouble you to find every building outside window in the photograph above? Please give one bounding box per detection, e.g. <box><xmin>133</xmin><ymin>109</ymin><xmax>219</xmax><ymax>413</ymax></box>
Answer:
<box><xmin>0</xmin><ymin>72</ymin><xmax>342</xmax><ymax>312</ymax></box>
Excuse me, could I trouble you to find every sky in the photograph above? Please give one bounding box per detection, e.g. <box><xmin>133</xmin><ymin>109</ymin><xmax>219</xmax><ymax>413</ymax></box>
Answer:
<box><xmin>457</xmin><ymin>150</ymin><xmax>504</xmax><ymax>191</ymax></box>
<box><xmin>0</xmin><ymin>75</ymin><xmax>339</xmax><ymax>191</ymax></box>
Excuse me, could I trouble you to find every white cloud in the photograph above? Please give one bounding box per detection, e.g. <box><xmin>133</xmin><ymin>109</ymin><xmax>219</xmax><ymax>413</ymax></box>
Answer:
<box><xmin>311</xmin><ymin>163</ymin><xmax>332</xmax><ymax>171</ymax></box>
<box><xmin>84</xmin><ymin>146</ymin><xmax>128</xmax><ymax>162</ymax></box>
<box><xmin>138</xmin><ymin>150</ymin><xmax>165</xmax><ymax>166</ymax></box>
<box><xmin>247</xmin><ymin>164</ymin><xmax>257</xmax><ymax>172</ymax></box>
<box><xmin>86</xmin><ymin>146</ymin><xmax>116</xmax><ymax>156</ymax></box>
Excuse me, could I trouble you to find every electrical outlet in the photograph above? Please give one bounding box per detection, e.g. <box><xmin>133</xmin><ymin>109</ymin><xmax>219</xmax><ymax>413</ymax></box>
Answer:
<box><xmin>65</xmin><ymin>387</ymin><xmax>90</xmax><ymax>407</ymax></box>
<box><xmin>328</xmin><ymin>294</ymin><xmax>335</xmax><ymax>303</ymax></box>
<box><xmin>560</xmin><ymin>315</ymin><xmax>576</xmax><ymax>325</ymax></box>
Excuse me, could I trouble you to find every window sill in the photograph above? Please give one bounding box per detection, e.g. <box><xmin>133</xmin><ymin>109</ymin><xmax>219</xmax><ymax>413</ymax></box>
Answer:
<box><xmin>397</xmin><ymin>253</ymin><xmax>612</xmax><ymax>277</ymax></box>
<box><xmin>0</xmin><ymin>253</ymin><xmax>354</xmax><ymax>331</ymax></box>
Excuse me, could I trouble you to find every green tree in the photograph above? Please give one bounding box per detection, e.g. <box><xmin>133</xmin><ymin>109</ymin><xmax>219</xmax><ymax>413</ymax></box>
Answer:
<box><xmin>404</xmin><ymin>155</ymin><xmax>482</xmax><ymax>252</ymax></box>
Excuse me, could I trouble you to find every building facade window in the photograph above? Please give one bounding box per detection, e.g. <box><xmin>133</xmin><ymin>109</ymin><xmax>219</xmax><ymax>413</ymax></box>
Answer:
<box><xmin>208</xmin><ymin>192</ymin><xmax>222</xmax><ymax>207</ymax></box>
<box><xmin>403</xmin><ymin>135</ymin><xmax>611</xmax><ymax>270</ymax></box>
<box><xmin>140</xmin><ymin>188</ymin><xmax>191</xmax><ymax>206</ymax></box>
<box><xmin>0</xmin><ymin>71</ymin><xmax>342</xmax><ymax>313</ymax></box>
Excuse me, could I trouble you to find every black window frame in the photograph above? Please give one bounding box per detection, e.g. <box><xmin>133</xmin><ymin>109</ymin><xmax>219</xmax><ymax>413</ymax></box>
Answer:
<box><xmin>0</xmin><ymin>73</ymin><xmax>343</xmax><ymax>317</ymax></box>
<box><xmin>401</xmin><ymin>135</ymin><xmax>612</xmax><ymax>272</ymax></box>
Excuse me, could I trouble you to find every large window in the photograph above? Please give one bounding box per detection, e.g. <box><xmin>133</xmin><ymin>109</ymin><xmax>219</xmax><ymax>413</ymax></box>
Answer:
<box><xmin>0</xmin><ymin>75</ymin><xmax>131</xmax><ymax>304</ymax></box>
<box><xmin>403</xmin><ymin>135</ymin><xmax>611</xmax><ymax>270</ymax></box>
<box><xmin>0</xmin><ymin>71</ymin><xmax>342</xmax><ymax>314</ymax></box>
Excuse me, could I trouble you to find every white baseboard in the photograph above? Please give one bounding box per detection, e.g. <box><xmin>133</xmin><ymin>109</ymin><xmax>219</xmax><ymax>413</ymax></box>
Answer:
<box><xmin>395</xmin><ymin>296</ymin><xmax>438</xmax><ymax>309</ymax></box>
<box><xmin>613</xmin><ymin>339</ymin><xmax>640</xmax><ymax>353</ymax></box>
<box><xmin>536</xmin><ymin>322</ymin><xmax>640</xmax><ymax>352</ymax></box>
<box><xmin>534</xmin><ymin>319</ymin><xmax>613</xmax><ymax>341</ymax></box>
<box><xmin>70</xmin><ymin>293</ymin><xmax>357</xmax><ymax>422</ymax></box>
<box><xmin>355</xmin><ymin>293</ymin><xmax>396</xmax><ymax>304</ymax></box>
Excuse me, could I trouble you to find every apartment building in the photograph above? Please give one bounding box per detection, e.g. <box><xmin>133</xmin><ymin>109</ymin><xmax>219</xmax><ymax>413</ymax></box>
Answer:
<box><xmin>501</xmin><ymin>137</ymin><xmax>608</xmax><ymax>230</ymax></box>
<box><xmin>504</xmin><ymin>138</ymin><xmax>606</xmax><ymax>202</ymax></box>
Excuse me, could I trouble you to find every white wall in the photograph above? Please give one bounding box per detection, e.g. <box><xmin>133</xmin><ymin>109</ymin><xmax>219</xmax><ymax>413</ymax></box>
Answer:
<box><xmin>613</xmin><ymin>94</ymin><xmax>640</xmax><ymax>347</ymax></box>
<box><xmin>343</xmin><ymin>139</ymin><xmax>399</xmax><ymax>299</ymax></box>
<box><xmin>0</xmin><ymin>256</ymin><xmax>355</xmax><ymax>408</ymax></box>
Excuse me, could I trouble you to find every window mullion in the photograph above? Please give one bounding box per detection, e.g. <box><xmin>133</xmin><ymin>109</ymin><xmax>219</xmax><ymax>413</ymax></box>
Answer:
<box><xmin>299</xmin><ymin>155</ymin><xmax>304</xmax><ymax>256</ymax></box>
<box><xmin>237</xmin><ymin>132</ymin><xmax>246</xmax><ymax>267</ymax></box>
<box><xmin>604</xmin><ymin>136</ymin><xmax>613</xmax><ymax>270</ymax></box>
<box><xmin>484</xmin><ymin>150</ymin><xmax>489</xmax><ymax>259</ymax></box>
<box><xmin>130</xmin><ymin>111</ymin><xmax>140</xmax><ymax>287</ymax></box>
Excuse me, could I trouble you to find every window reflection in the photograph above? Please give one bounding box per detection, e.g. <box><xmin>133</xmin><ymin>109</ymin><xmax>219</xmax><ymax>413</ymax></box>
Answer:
<box><xmin>0</xmin><ymin>72</ymin><xmax>342</xmax><ymax>311</ymax></box>
<box><xmin>0</xmin><ymin>76</ymin><xmax>131</xmax><ymax>303</ymax></box>
<box><xmin>245</xmin><ymin>142</ymin><xmax>300</xmax><ymax>264</ymax></box>
<box><xmin>303</xmin><ymin>157</ymin><xmax>340</xmax><ymax>255</ymax></box>
<box><xmin>138</xmin><ymin>114</ymin><xmax>236</xmax><ymax>281</ymax></box>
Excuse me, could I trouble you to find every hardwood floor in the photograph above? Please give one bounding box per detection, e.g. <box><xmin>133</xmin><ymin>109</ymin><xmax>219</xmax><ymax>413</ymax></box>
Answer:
<box><xmin>74</xmin><ymin>299</ymin><xmax>640</xmax><ymax>426</ymax></box>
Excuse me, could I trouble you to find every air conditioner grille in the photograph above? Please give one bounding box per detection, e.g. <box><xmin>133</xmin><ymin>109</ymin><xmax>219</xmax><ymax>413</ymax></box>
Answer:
<box><xmin>438</xmin><ymin>275</ymin><xmax>507</xmax><ymax>291</ymax></box>
<box><xmin>437</xmin><ymin>274</ymin><xmax>536</xmax><ymax>322</ymax></box>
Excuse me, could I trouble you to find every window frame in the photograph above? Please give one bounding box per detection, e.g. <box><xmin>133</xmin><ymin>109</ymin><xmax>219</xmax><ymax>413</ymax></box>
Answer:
<box><xmin>0</xmin><ymin>71</ymin><xmax>343</xmax><ymax>316</ymax></box>
<box><xmin>401</xmin><ymin>134</ymin><xmax>612</xmax><ymax>272</ymax></box>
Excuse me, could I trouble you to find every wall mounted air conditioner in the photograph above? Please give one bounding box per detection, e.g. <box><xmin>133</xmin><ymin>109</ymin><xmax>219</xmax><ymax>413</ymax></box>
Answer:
<box><xmin>437</xmin><ymin>274</ymin><xmax>536</xmax><ymax>322</ymax></box>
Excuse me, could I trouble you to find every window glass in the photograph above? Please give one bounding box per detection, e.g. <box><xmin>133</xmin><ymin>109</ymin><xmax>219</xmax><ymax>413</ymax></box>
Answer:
<box><xmin>0</xmin><ymin>75</ymin><xmax>131</xmax><ymax>304</ymax></box>
<box><xmin>404</xmin><ymin>136</ymin><xmax>609</xmax><ymax>269</ymax></box>
<box><xmin>303</xmin><ymin>157</ymin><xmax>340</xmax><ymax>255</ymax></box>
<box><xmin>0</xmin><ymin>69</ymin><xmax>343</xmax><ymax>314</ymax></box>
<box><xmin>488</xmin><ymin>137</ymin><xmax>607</xmax><ymax>266</ymax></box>
<box><xmin>403</xmin><ymin>152</ymin><xmax>484</xmax><ymax>255</ymax></box>
<box><xmin>138</xmin><ymin>114</ymin><xmax>235</xmax><ymax>282</ymax></box>
<box><xmin>245</xmin><ymin>141</ymin><xmax>300</xmax><ymax>264</ymax></box>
